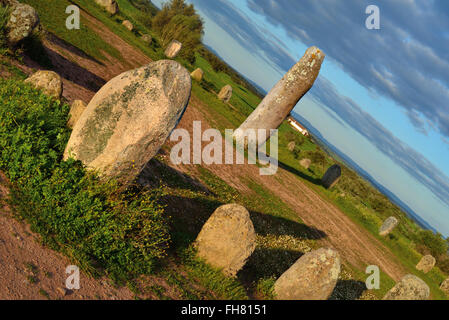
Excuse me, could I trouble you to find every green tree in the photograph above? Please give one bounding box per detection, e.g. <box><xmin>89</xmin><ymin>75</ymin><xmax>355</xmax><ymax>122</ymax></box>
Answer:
<box><xmin>152</xmin><ymin>0</ymin><xmax>204</xmax><ymax>63</ymax></box>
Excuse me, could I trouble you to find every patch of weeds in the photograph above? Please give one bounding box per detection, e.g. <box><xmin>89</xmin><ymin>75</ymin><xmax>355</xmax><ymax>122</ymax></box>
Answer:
<box><xmin>38</xmin><ymin>288</ymin><xmax>50</xmax><ymax>299</ymax></box>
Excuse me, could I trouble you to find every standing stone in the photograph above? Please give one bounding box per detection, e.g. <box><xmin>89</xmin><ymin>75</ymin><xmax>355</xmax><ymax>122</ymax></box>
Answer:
<box><xmin>24</xmin><ymin>70</ymin><xmax>63</xmax><ymax>99</ymax></box>
<box><xmin>67</xmin><ymin>100</ymin><xmax>87</xmax><ymax>129</ymax></box>
<box><xmin>379</xmin><ymin>217</ymin><xmax>399</xmax><ymax>237</ymax></box>
<box><xmin>141</xmin><ymin>34</ymin><xmax>152</xmax><ymax>45</ymax></box>
<box><xmin>287</xmin><ymin>141</ymin><xmax>296</xmax><ymax>152</ymax></box>
<box><xmin>383</xmin><ymin>274</ymin><xmax>430</xmax><ymax>300</ymax></box>
<box><xmin>64</xmin><ymin>60</ymin><xmax>191</xmax><ymax>185</ymax></box>
<box><xmin>218</xmin><ymin>85</ymin><xmax>232</xmax><ymax>103</ymax></box>
<box><xmin>122</xmin><ymin>20</ymin><xmax>133</xmax><ymax>31</ymax></box>
<box><xmin>321</xmin><ymin>165</ymin><xmax>341</xmax><ymax>189</ymax></box>
<box><xmin>274</xmin><ymin>248</ymin><xmax>340</xmax><ymax>300</ymax></box>
<box><xmin>164</xmin><ymin>40</ymin><xmax>182</xmax><ymax>59</ymax></box>
<box><xmin>440</xmin><ymin>278</ymin><xmax>449</xmax><ymax>295</ymax></box>
<box><xmin>299</xmin><ymin>158</ymin><xmax>311</xmax><ymax>170</ymax></box>
<box><xmin>190</xmin><ymin>68</ymin><xmax>204</xmax><ymax>82</ymax></box>
<box><xmin>416</xmin><ymin>255</ymin><xmax>436</xmax><ymax>274</ymax></box>
<box><xmin>195</xmin><ymin>204</ymin><xmax>256</xmax><ymax>277</ymax></box>
<box><xmin>6</xmin><ymin>3</ymin><xmax>40</xmax><ymax>46</ymax></box>
<box><xmin>234</xmin><ymin>47</ymin><xmax>325</xmax><ymax>148</ymax></box>
<box><xmin>95</xmin><ymin>0</ymin><xmax>118</xmax><ymax>15</ymax></box>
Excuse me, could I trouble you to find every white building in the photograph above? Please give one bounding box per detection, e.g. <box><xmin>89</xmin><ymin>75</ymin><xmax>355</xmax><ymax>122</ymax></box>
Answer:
<box><xmin>287</xmin><ymin>117</ymin><xmax>309</xmax><ymax>137</ymax></box>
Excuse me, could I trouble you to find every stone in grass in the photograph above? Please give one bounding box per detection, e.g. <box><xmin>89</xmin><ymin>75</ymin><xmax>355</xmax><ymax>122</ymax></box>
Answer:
<box><xmin>122</xmin><ymin>20</ymin><xmax>133</xmax><ymax>31</ymax></box>
<box><xmin>218</xmin><ymin>85</ymin><xmax>232</xmax><ymax>103</ymax></box>
<box><xmin>383</xmin><ymin>274</ymin><xmax>430</xmax><ymax>300</ymax></box>
<box><xmin>194</xmin><ymin>204</ymin><xmax>256</xmax><ymax>277</ymax></box>
<box><xmin>95</xmin><ymin>0</ymin><xmax>118</xmax><ymax>15</ymax></box>
<box><xmin>164</xmin><ymin>40</ymin><xmax>182</xmax><ymax>59</ymax></box>
<box><xmin>6</xmin><ymin>3</ymin><xmax>40</xmax><ymax>46</ymax></box>
<box><xmin>274</xmin><ymin>248</ymin><xmax>341</xmax><ymax>300</ymax></box>
<box><xmin>141</xmin><ymin>34</ymin><xmax>152</xmax><ymax>45</ymax></box>
<box><xmin>440</xmin><ymin>278</ymin><xmax>449</xmax><ymax>295</ymax></box>
<box><xmin>190</xmin><ymin>68</ymin><xmax>204</xmax><ymax>82</ymax></box>
<box><xmin>299</xmin><ymin>158</ymin><xmax>311</xmax><ymax>170</ymax></box>
<box><xmin>287</xmin><ymin>141</ymin><xmax>296</xmax><ymax>152</ymax></box>
<box><xmin>64</xmin><ymin>60</ymin><xmax>191</xmax><ymax>185</ymax></box>
<box><xmin>321</xmin><ymin>164</ymin><xmax>341</xmax><ymax>189</ymax></box>
<box><xmin>24</xmin><ymin>70</ymin><xmax>63</xmax><ymax>99</ymax></box>
<box><xmin>379</xmin><ymin>216</ymin><xmax>399</xmax><ymax>237</ymax></box>
<box><xmin>416</xmin><ymin>255</ymin><xmax>436</xmax><ymax>274</ymax></box>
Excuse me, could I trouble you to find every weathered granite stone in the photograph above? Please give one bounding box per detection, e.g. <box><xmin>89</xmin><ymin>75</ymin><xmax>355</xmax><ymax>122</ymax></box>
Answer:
<box><xmin>164</xmin><ymin>40</ymin><xmax>182</xmax><ymax>59</ymax></box>
<box><xmin>379</xmin><ymin>216</ymin><xmax>399</xmax><ymax>237</ymax></box>
<box><xmin>64</xmin><ymin>60</ymin><xmax>191</xmax><ymax>185</ymax></box>
<box><xmin>95</xmin><ymin>0</ymin><xmax>118</xmax><ymax>15</ymax></box>
<box><xmin>321</xmin><ymin>165</ymin><xmax>341</xmax><ymax>189</ymax></box>
<box><xmin>190</xmin><ymin>68</ymin><xmax>203</xmax><ymax>82</ymax></box>
<box><xmin>234</xmin><ymin>47</ymin><xmax>324</xmax><ymax>148</ymax></box>
<box><xmin>218</xmin><ymin>85</ymin><xmax>232</xmax><ymax>103</ymax></box>
<box><xmin>274</xmin><ymin>248</ymin><xmax>340</xmax><ymax>300</ymax></box>
<box><xmin>122</xmin><ymin>20</ymin><xmax>133</xmax><ymax>31</ymax></box>
<box><xmin>383</xmin><ymin>274</ymin><xmax>430</xmax><ymax>300</ymax></box>
<box><xmin>6</xmin><ymin>3</ymin><xmax>39</xmax><ymax>46</ymax></box>
<box><xmin>300</xmin><ymin>158</ymin><xmax>311</xmax><ymax>170</ymax></box>
<box><xmin>67</xmin><ymin>100</ymin><xmax>87</xmax><ymax>129</ymax></box>
<box><xmin>287</xmin><ymin>141</ymin><xmax>296</xmax><ymax>152</ymax></box>
<box><xmin>24</xmin><ymin>70</ymin><xmax>63</xmax><ymax>99</ymax></box>
<box><xmin>195</xmin><ymin>204</ymin><xmax>256</xmax><ymax>277</ymax></box>
<box><xmin>416</xmin><ymin>255</ymin><xmax>436</xmax><ymax>274</ymax></box>
<box><xmin>440</xmin><ymin>278</ymin><xmax>449</xmax><ymax>295</ymax></box>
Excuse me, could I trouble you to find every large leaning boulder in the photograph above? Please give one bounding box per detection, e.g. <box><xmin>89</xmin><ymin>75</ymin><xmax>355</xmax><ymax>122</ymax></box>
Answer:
<box><xmin>416</xmin><ymin>255</ymin><xmax>436</xmax><ymax>274</ymax></box>
<box><xmin>6</xmin><ymin>3</ymin><xmax>40</xmax><ymax>46</ymax></box>
<box><xmin>164</xmin><ymin>40</ymin><xmax>182</xmax><ymax>59</ymax></box>
<box><xmin>95</xmin><ymin>0</ymin><xmax>118</xmax><ymax>15</ymax></box>
<box><xmin>64</xmin><ymin>60</ymin><xmax>191</xmax><ymax>184</ymax></box>
<box><xmin>321</xmin><ymin>164</ymin><xmax>341</xmax><ymax>189</ymax></box>
<box><xmin>67</xmin><ymin>100</ymin><xmax>87</xmax><ymax>129</ymax></box>
<box><xmin>379</xmin><ymin>216</ymin><xmax>399</xmax><ymax>237</ymax></box>
<box><xmin>383</xmin><ymin>274</ymin><xmax>430</xmax><ymax>300</ymax></box>
<box><xmin>218</xmin><ymin>85</ymin><xmax>232</xmax><ymax>103</ymax></box>
<box><xmin>24</xmin><ymin>70</ymin><xmax>63</xmax><ymax>99</ymax></box>
<box><xmin>274</xmin><ymin>248</ymin><xmax>340</xmax><ymax>300</ymax></box>
<box><xmin>195</xmin><ymin>204</ymin><xmax>256</xmax><ymax>277</ymax></box>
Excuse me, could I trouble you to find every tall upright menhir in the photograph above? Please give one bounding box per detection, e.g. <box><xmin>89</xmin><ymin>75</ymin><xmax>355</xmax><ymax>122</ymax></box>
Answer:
<box><xmin>234</xmin><ymin>46</ymin><xmax>325</xmax><ymax>148</ymax></box>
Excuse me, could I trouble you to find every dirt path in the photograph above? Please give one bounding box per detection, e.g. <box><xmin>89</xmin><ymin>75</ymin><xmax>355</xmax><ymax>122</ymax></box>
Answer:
<box><xmin>169</xmin><ymin>100</ymin><xmax>407</xmax><ymax>282</ymax></box>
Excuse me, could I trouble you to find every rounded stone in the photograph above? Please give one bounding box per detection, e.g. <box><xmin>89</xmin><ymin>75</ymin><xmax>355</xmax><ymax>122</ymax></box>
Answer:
<box><xmin>67</xmin><ymin>100</ymin><xmax>87</xmax><ymax>129</ymax></box>
<box><xmin>287</xmin><ymin>141</ymin><xmax>296</xmax><ymax>152</ymax></box>
<box><xmin>190</xmin><ymin>68</ymin><xmax>204</xmax><ymax>82</ymax></box>
<box><xmin>122</xmin><ymin>20</ymin><xmax>133</xmax><ymax>31</ymax></box>
<box><xmin>299</xmin><ymin>158</ymin><xmax>311</xmax><ymax>169</ymax></box>
<box><xmin>95</xmin><ymin>0</ymin><xmax>118</xmax><ymax>15</ymax></box>
<box><xmin>164</xmin><ymin>40</ymin><xmax>182</xmax><ymax>59</ymax></box>
<box><xmin>321</xmin><ymin>164</ymin><xmax>341</xmax><ymax>189</ymax></box>
<box><xmin>440</xmin><ymin>278</ymin><xmax>449</xmax><ymax>295</ymax></box>
<box><xmin>24</xmin><ymin>70</ymin><xmax>63</xmax><ymax>99</ymax></box>
<box><xmin>218</xmin><ymin>85</ymin><xmax>233</xmax><ymax>103</ymax></box>
<box><xmin>383</xmin><ymin>274</ymin><xmax>430</xmax><ymax>300</ymax></box>
<box><xmin>416</xmin><ymin>255</ymin><xmax>436</xmax><ymax>274</ymax></box>
<box><xmin>6</xmin><ymin>3</ymin><xmax>39</xmax><ymax>46</ymax></box>
<box><xmin>141</xmin><ymin>34</ymin><xmax>152</xmax><ymax>45</ymax></box>
<box><xmin>64</xmin><ymin>60</ymin><xmax>192</xmax><ymax>184</ymax></box>
<box><xmin>274</xmin><ymin>248</ymin><xmax>341</xmax><ymax>300</ymax></box>
<box><xmin>379</xmin><ymin>216</ymin><xmax>399</xmax><ymax>237</ymax></box>
<box><xmin>195</xmin><ymin>204</ymin><xmax>256</xmax><ymax>277</ymax></box>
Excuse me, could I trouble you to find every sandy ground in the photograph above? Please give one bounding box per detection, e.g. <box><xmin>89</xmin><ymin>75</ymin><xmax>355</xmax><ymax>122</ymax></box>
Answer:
<box><xmin>0</xmin><ymin>8</ymin><xmax>407</xmax><ymax>299</ymax></box>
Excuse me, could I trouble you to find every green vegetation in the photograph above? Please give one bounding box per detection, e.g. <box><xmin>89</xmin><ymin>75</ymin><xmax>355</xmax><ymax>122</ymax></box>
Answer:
<box><xmin>0</xmin><ymin>5</ymin><xmax>9</xmax><ymax>53</ymax></box>
<box><xmin>0</xmin><ymin>79</ymin><xmax>170</xmax><ymax>283</ymax></box>
<box><xmin>152</xmin><ymin>0</ymin><xmax>204</xmax><ymax>63</ymax></box>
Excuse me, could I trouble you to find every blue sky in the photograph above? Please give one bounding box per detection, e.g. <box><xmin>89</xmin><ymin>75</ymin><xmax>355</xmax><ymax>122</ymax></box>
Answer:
<box><xmin>152</xmin><ymin>0</ymin><xmax>449</xmax><ymax>236</ymax></box>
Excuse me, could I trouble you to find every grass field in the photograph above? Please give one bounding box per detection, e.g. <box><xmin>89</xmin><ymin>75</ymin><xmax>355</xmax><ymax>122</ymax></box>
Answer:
<box><xmin>2</xmin><ymin>0</ymin><xmax>448</xmax><ymax>300</ymax></box>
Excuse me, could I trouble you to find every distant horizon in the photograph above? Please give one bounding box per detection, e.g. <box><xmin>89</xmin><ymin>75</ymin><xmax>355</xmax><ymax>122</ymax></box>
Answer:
<box><xmin>151</xmin><ymin>0</ymin><xmax>449</xmax><ymax>237</ymax></box>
